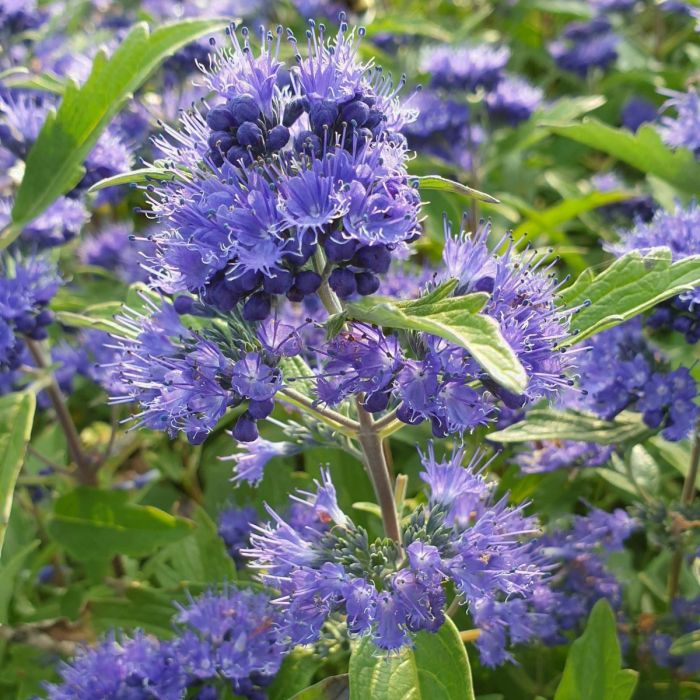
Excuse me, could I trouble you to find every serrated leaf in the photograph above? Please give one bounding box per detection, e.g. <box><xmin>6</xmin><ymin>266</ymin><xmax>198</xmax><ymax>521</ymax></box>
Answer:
<box><xmin>345</xmin><ymin>299</ymin><xmax>527</xmax><ymax>394</ymax></box>
<box><xmin>559</xmin><ymin>248</ymin><xmax>700</xmax><ymax>345</ymax></box>
<box><xmin>554</xmin><ymin>599</ymin><xmax>638</xmax><ymax>700</ymax></box>
<box><xmin>348</xmin><ymin>618</ymin><xmax>475</xmax><ymax>700</ymax></box>
<box><xmin>3</xmin><ymin>18</ymin><xmax>227</xmax><ymax>248</ymax></box>
<box><xmin>488</xmin><ymin>408</ymin><xmax>652</xmax><ymax>445</ymax></box>
<box><xmin>547</xmin><ymin>120</ymin><xmax>700</xmax><ymax>194</ymax></box>
<box><xmin>414</xmin><ymin>175</ymin><xmax>500</xmax><ymax>204</ymax></box>
<box><xmin>47</xmin><ymin>487</ymin><xmax>193</xmax><ymax>561</ymax></box>
<box><xmin>0</xmin><ymin>392</ymin><xmax>36</xmax><ymax>557</ymax></box>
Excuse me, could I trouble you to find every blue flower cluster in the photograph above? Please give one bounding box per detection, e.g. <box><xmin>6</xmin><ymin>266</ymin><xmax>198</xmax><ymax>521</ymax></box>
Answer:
<box><xmin>549</xmin><ymin>18</ymin><xmax>619</xmax><ymax>76</ymax></box>
<box><xmin>608</xmin><ymin>203</ymin><xmax>700</xmax><ymax>343</ymax></box>
<box><xmin>0</xmin><ymin>254</ymin><xmax>59</xmax><ymax>370</ymax></box>
<box><xmin>317</xmin><ymin>220</ymin><xmax>574</xmax><ymax>435</ymax></box>
<box><xmin>245</xmin><ymin>446</ymin><xmax>544</xmax><ymax>658</ymax></box>
<box><xmin>574</xmin><ymin>319</ymin><xmax>698</xmax><ymax>441</ymax></box>
<box><xmin>43</xmin><ymin>586</ymin><xmax>288</xmax><ymax>700</ymax></box>
<box><xmin>146</xmin><ymin>19</ymin><xmax>421</xmax><ymax>320</ymax></box>
<box><xmin>658</xmin><ymin>88</ymin><xmax>700</xmax><ymax>156</ymax></box>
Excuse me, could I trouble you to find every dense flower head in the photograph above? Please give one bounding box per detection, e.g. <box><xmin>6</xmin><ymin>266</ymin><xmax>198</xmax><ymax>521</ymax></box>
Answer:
<box><xmin>315</xmin><ymin>219</ymin><xmax>575</xmax><ymax>435</ymax></box>
<box><xmin>217</xmin><ymin>504</ymin><xmax>257</xmax><ymax>564</ymax></box>
<box><xmin>607</xmin><ymin>203</ymin><xmax>700</xmax><ymax>343</ymax></box>
<box><xmin>79</xmin><ymin>222</ymin><xmax>152</xmax><ymax>284</ymax></box>
<box><xmin>657</xmin><ymin>88</ymin><xmax>700</xmax><ymax>156</ymax></box>
<box><xmin>111</xmin><ymin>296</ymin><xmax>289</xmax><ymax>444</ymax></box>
<box><xmin>549</xmin><ymin>18</ymin><xmax>619</xmax><ymax>76</ymax></box>
<box><xmin>420</xmin><ymin>43</ymin><xmax>510</xmax><ymax>92</ymax></box>
<box><xmin>573</xmin><ymin>318</ymin><xmax>698</xmax><ymax>440</ymax></box>
<box><xmin>0</xmin><ymin>253</ymin><xmax>59</xmax><ymax>370</ymax></box>
<box><xmin>245</xmin><ymin>447</ymin><xmax>544</xmax><ymax>659</ymax></box>
<box><xmin>401</xmin><ymin>89</ymin><xmax>482</xmax><ymax>171</ymax></box>
<box><xmin>483</xmin><ymin>76</ymin><xmax>543</xmax><ymax>126</ymax></box>
<box><xmin>0</xmin><ymin>196</ymin><xmax>89</xmax><ymax>249</ymax></box>
<box><xmin>620</xmin><ymin>96</ymin><xmax>657</xmax><ymax>132</ymax></box>
<box><xmin>0</xmin><ymin>0</ymin><xmax>46</xmax><ymax>37</ymax></box>
<box><xmin>515</xmin><ymin>440</ymin><xmax>614</xmax><ymax>474</ymax></box>
<box><xmin>591</xmin><ymin>172</ymin><xmax>656</xmax><ymax>223</ymax></box>
<box><xmin>44</xmin><ymin>586</ymin><xmax>288</xmax><ymax>700</ymax></box>
<box><xmin>146</xmin><ymin>19</ymin><xmax>421</xmax><ymax>319</ymax></box>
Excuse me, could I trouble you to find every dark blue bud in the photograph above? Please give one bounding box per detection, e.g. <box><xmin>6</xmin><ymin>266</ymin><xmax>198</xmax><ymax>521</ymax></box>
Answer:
<box><xmin>187</xmin><ymin>430</ymin><xmax>207</xmax><ymax>445</ymax></box>
<box><xmin>233</xmin><ymin>413</ymin><xmax>259</xmax><ymax>442</ymax></box>
<box><xmin>206</xmin><ymin>106</ymin><xmax>237</xmax><ymax>131</ymax></box>
<box><xmin>207</xmin><ymin>130</ymin><xmax>235</xmax><ymax>152</ymax></box>
<box><xmin>397</xmin><ymin>402</ymin><xmax>423</xmax><ymax>425</ymax></box>
<box><xmin>226</xmin><ymin>145</ymin><xmax>250</xmax><ymax>165</ymax></box>
<box><xmin>227</xmin><ymin>270</ymin><xmax>262</xmax><ymax>294</ymax></box>
<box><xmin>294</xmin><ymin>270</ymin><xmax>322</xmax><ymax>294</ymax></box>
<box><xmin>286</xmin><ymin>285</ymin><xmax>305</xmax><ymax>302</ymax></box>
<box><xmin>329</xmin><ymin>267</ymin><xmax>357</xmax><ymax>298</ymax></box>
<box><xmin>173</xmin><ymin>295</ymin><xmax>195</xmax><ymax>315</ymax></box>
<box><xmin>340</xmin><ymin>99</ymin><xmax>370</xmax><ymax>126</ymax></box>
<box><xmin>294</xmin><ymin>130</ymin><xmax>322</xmax><ymax>155</ymax></box>
<box><xmin>248</xmin><ymin>397</ymin><xmax>274</xmax><ymax>420</ymax></box>
<box><xmin>324</xmin><ymin>236</ymin><xmax>357</xmax><ymax>262</ymax></box>
<box><xmin>310</xmin><ymin>99</ymin><xmax>338</xmax><ymax>132</ymax></box>
<box><xmin>15</xmin><ymin>315</ymin><xmax>36</xmax><ymax>334</ymax></box>
<box><xmin>473</xmin><ymin>276</ymin><xmax>495</xmax><ymax>294</ymax></box>
<box><xmin>430</xmin><ymin>416</ymin><xmax>450</xmax><ymax>438</ymax></box>
<box><xmin>237</xmin><ymin>121</ymin><xmax>264</xmax><ymax>148</ymax></box>
<box><xmin>364</xmin><ymin>390</ymin><xmax>390</xmax><ymax>413</ymax></box>
<box><xmin>263</xmin><ymin>268</ymin><xmax>294</xmax><ymax>294</ymax></box>
<box><xmin>208</xmin><ymin>148</ymin><xmax>225</xmax><ymax>167</ymax></box>
<box><xmin>242</xmin><ymin>291</ymin><xmax>271</xmax><ymax>321</ymax></box>
<box><xmin>267</xmin><ymin>124</ymin><xmax>290</xmax><ymax>151</ymax></box>
<box><xmin>643</xmin><ymin>408</ymin><xmax>664</xmax><ymax>429</ymax></box>
<box><xmin>355</xmin><ymin>271</ymin><xmax>380</xmax><ymax>296</ymax></box>
<box><xmin>228</xmin><ymin>95</ymin><xmax>260</xmax><ymax>125</ymax></box>
<box><xmin>282</xmin><ymin>97</ymin><xmax>309</xmax><ymax>127</ymax></box>
<box><xmin>353</xmin><ymin>244</ymin><xmax>391</xmax><ymax>274</ymax></box>
<box><xmin>28</xmin><ymin>326</ymin><xmax>49</xmax><ymax>341</ymax></box>
<box><xmin>35</xmin><ymin>309</ymin><xmax>53</xmax><ymax>326</ymax></box>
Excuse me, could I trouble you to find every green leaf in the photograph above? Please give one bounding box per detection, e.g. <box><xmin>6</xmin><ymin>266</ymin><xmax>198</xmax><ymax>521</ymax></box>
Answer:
<box><xmin>289</xmin><ymin>675</ymin><xmax>349</xmax><ymax>700</ymax></box>
<box><xmin>47</xmin><ymin>487</ymin><xmax>193</xmax><ymax>561</ymax></box>
<box><xmin>54</xmin><ymin>304</ymin><xmax>124</xmax><ymax>335</ymax></box>
<box><xmin>414</xmin><ymin>175</ymin><xmax>500</xmax><ymax>204</ymax></box>
<box><xmin>345</xmin><ymin>298</ymin><xmax>527</xmax><ymax>394</ymax></box>
<box><xmin>268</xmin><ymin>649</ymin><xmax>324</xmax><ymax>700</ymax></box>
<box><xmin>87</xmin><ymin>165</ymin><xmax>181</xmax><ymax>193</ymax></box>
<box><xmin>554</xmin><ymin>599</ymin><xmax>638</xmax><ymax>700</ymax></box>
<box><xmin>143</xmin><ymin>508</ymin><xmax>236</xmax><ymax>588</ymax></box>
<box><xmin>512</xmin><ymin>191</ymin><xmax>632</xmax><ymax>238</ymax></box>
<box><xmin>559</xmin><ymin>248</ymin><xmax>700</xmax><ymax>345</ymax></box>
<box><xmin>0</xmin><ymin>392</ymin><xmax>36</xmax><ymax>557</ymax></box>
<box><xmin>3</xmin><ymin>18</ymin><xmax>227</xmax><ymax>248</ymax></box>
<box><xmin>547</xmin><ymin>120</ymin><xmax>700</xmax><ymax>194</ymax></box>
<box><xmin>348</xmin><ymin>617</ymin><xmax>475</xmax><ymax>700</ymax></box>
<box><xmin>670</xmin><ymin>630</ymin><xmax>700</xmax><ymax>656</ymax></box>
<box><xmin>488</xmin><ymin>408</ymin><xmax>652</xmax><ymax>445</ymax></box>
<box><xmin>0</xmin><ymin>541</ymin><xmax>40</xmax><ymax>624</ymax></box>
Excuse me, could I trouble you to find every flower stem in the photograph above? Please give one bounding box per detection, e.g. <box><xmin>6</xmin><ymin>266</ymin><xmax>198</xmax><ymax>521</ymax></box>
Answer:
<box><xmin>668</xmin><ymin>428</ymin><xmax>700</xmax><ymax>599</ymax></box>
<box><xmin>25</xmin><ymin>339</ymin><xmax>95</xmax><ymax>486</ymax></box>
<box><xmin>356</xmin><ymin>399</ymin><xmax>401</xmax><ymax>542</ymax></box>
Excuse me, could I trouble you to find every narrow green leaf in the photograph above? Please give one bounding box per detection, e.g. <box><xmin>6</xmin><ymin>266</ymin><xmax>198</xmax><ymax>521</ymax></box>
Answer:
<box><xmin>0</xmin><ymin>392</ymin><xmax>36</xmax><ymax>557</ymax></box>
<box><xmin>670</xmin><ymin>630</ymin><xmax>700</xmax><ymax>656</ymax></box>
<box><xmin>559</xmin><ymin>248</ymin><xmax>700</xmax><ymax>345</ymax></box>
<box><xmin>488</xmin><ymin>408</ymin><xmax>652</xmax><ymax>445</ymax></box>
<box><xmin>349</xmin><ymin>618</ymin><xmax>475</xmax><ymax>700</ymax></box>
<box><xmin>4</xmin><ymin>18</ymin><xmax>227</xmax><ymax>247</ymax></box>
<box><xmin>87</xmin><ymin>166</ymin><xmax>180</xmax><ymax>193</ymax></box>
<box><xmin>414</xmin><ymin>175</ymin><xmax>500</xmax><ymax>204</ymax></box>
<box><xmin>55</xmin><ymin>305</ymin><xmax>124</xmax><ymax>335</ymax></box>
<box><xmin>288</xmin><ymin>675</ymin><xmax>349</xmax><ymax>700</ymax></box>
<box><xmin>47</xmin><ymin>487</ymin><xmax>193</xmax><ymax>561</ymax></box>
<box><xmin>0</xmin><ymin>540</ymin><xmax>40</xmax><ymax>624</ymax></box>
<box><xmin>345</xmin><ymin>299</ymin><xmax>527</xmax><ymax>394</ymax></box>
<box><xmin>547</xmin><ymin>119</ymin><xmax>700</xmax><ymax>194</ymax></box>
<box><xmin>396</xmin><ymin>280</ymin><xmax>458</xmax><ymax>310</ymax></box>
<box><xmin>554</xmin><ymin>599</ymin><xmax>638</xmax><ymax>700</ymax></box>
<box><xmin>512</xmin><ymin>191</ymin><xmax>632</xmax><ymax>238</ymax></box>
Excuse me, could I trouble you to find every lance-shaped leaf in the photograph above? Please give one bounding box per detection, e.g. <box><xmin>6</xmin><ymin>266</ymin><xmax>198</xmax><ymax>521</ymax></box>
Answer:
<box><xmin>488</xmin><ymin>408</ymin><xmax>653</xmax><ymax>445</ymax></box>
<box><xmin>345</xmin><ymin>297</ymin><xmax>528</xmax><ymax>395</ymax></box>
<box><xmin>414</xmin><ymin>175</ymin><xmax>500</xmax><ymax>204</ymax></box>
<box><xmin>0</xmin><ymin>392</ymin><xmax>36</xmax><ymax>557</ymax></box>
<box><xmin>558</xmin><ymin>247</ymin><xmax>700</xmax><ymax>346</ymax></box>
<box><xmin>2</xmin><ymin>18</ymin><xmax>228</xmax><ymax>249</ymax></box>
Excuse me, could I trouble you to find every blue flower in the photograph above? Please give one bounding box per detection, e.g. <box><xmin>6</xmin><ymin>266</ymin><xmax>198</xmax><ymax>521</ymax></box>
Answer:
<box><xmin>549</xmin><ymin>18</ymin><xmax>618</xmax><ymax>76</ymax></box>
<box><xmin>658</xmin><ymin>88</ymin><xmax>700</xmax><ymax>156</ymax></box>
<box><xmin>484</xmin><ymin>76</ymin><xmax>543</xmax><ymax>126</ymax></box>
<box><xmin>420</xmin><ymin>43</ymin><xmax>510</xmax><ymax>92</ymax></box>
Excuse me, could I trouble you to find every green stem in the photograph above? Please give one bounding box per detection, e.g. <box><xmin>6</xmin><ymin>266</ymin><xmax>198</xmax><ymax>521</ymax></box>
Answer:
<box><xmin>668</xmin><ymin>428</ymin><xmax>700</xmax><ymax>599</ymax></box>
<box><xmin>280</xmin><ymin>388</ymin><xmax>360</xmax><ymax>435</ymax></box>
<box><xmin>26</xmin><ymin>339</ymin><xmax>95</xmax><ymax>486</ymax></box>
